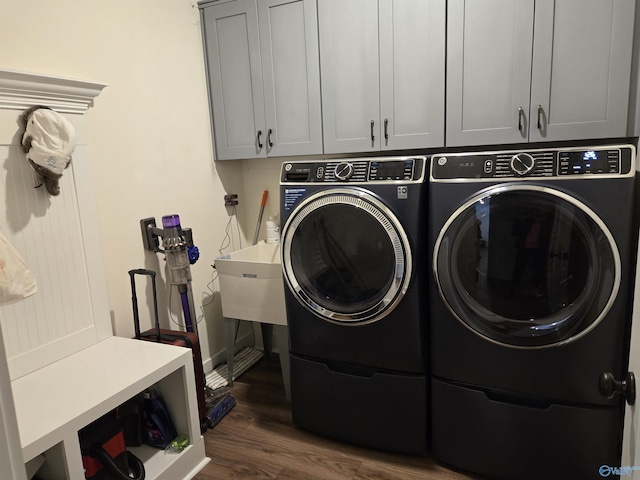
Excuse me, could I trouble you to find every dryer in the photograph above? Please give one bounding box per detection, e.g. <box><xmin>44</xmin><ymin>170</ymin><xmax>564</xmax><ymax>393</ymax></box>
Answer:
<box><xmin>280</xmin><ymin>156</ymin><xmax>429</xmax><ymax>454</ymax></box>
<box><xmin>428</xmin><ymin>143</ymin><xmax>636</xmax><ymax>480</ymax></box>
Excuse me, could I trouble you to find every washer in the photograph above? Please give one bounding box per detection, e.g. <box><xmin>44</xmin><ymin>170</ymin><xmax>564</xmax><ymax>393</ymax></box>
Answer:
<box><xmin>429</xmin><ymin>143</ymin><xmax>636</xmax><ymax>480</ymax></box>
<box><xmin>280</xmin><ymin>156</ymin><xmax>429</xmax><ymax>454</ymax></box>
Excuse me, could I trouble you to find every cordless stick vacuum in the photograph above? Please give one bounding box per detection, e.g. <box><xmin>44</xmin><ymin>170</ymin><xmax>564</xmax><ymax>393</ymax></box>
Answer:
<box><xmin>140</xmin><ymin>214</ymin><xmax>200</xmax><ymax>335</ymax></box>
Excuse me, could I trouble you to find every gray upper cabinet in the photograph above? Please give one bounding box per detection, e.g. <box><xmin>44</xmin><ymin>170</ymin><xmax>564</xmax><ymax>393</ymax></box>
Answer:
<box><xmin>200</xmin><ymin>0</ymin><xmax>322</xmax><ymax>160</ymax></box>
<box><xmin>529</xmin><ymin>0</ymin><xmax>635</xmax><ymax>143</ymax></box>
<box><xmin>319</xmin><ymin>0</ymin><xmax>445</xmax><ymax>154</ymax></box>
<box><xmin>446</xmin><ymin>0</ymin><xmax>535</xmax><ymax>146</ymax></box>
<box><xmin>447</xmin><ymin>0</ymin><xmax>636</xmax><ymax>147</ymax></box>
<box><xmin>201</xmin><ymin>0</ymin><xmax>636</xmax><ymax>158</ymax></box>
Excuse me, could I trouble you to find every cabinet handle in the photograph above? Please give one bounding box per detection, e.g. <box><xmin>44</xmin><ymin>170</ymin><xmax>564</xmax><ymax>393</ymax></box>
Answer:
<box><xmin>257</xmin><ymin>130</ymin><xmax>263</xmax><ymax>149</ymax></box>
<box><xmin>370</xmin><ymin>120</ymin><xmax>375</xmax><ymax>142</ymax></box>
<box><xmin>384</xmin><ymin>118</ymin><xmax>389</xmax><ymax>141</ymax></box>
<box><xmin>518</xmin><ymin>107</ymin><xmax>524</xmax><ymax>132</ymax></box>
<box><xmin>537</xmin><ymin>105</ymin><xmax>543</xmax><ymax>130</ymax></box>
<box><xmin>267</xmin><ymin>128</ymin><xmax>273</xmax><ymax>148</ymax></box>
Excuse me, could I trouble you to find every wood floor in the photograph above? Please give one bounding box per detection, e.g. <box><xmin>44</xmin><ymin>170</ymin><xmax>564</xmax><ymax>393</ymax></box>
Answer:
<box><xmin>193</xmin><ymin>355</ymin><xmax>477</xmax><ymax>480</ymax></box>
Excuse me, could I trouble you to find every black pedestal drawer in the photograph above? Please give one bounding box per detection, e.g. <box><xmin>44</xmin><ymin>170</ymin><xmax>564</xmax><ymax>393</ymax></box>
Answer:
<box><xmin>431</xmin><ymin>378</ymin><xmax>623</xmax><ymax>480</ymax></box>
<box><xmin>290</xmin><ymin>354</ymin><xmax>428</xmax><ymax>454</ymax></box>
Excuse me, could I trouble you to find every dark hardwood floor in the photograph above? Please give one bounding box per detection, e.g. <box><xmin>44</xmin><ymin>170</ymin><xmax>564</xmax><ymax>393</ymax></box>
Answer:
<box><xmin>193</xmin><ymin>355</ymin><xmax>476</xmax><ymax>480</ymax></box>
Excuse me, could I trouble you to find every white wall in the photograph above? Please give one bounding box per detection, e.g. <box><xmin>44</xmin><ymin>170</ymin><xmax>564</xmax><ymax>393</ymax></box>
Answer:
<box><xmin>0</xmin><ymin>0</ymin><xmax>271</xmax><ymax>367</ymax></box>
<box><xmin>242</xmin><ymin>158</ymin><xmax>285</xmax><ymax>238</ymax></box>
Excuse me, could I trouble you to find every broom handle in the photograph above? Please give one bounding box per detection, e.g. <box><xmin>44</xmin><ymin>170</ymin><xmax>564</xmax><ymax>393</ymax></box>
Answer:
<box><xmin>252</xmin><ymin>190</ymin><xmax>268</xmax><ymax>245</ymax></box>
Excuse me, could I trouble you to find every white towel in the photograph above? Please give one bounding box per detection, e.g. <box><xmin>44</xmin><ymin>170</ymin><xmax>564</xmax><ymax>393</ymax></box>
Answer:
<box><xmin>22</xmin><ymin>108</ymin><xmax>75</xmax><ymax>175</ymax></box>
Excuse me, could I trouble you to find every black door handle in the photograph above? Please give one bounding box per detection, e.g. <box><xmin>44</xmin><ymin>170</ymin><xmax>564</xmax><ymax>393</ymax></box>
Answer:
<box><xmin>600</xmin><ymin>372</ymin><xmax>636</xmax><ymax>405</ymax></box>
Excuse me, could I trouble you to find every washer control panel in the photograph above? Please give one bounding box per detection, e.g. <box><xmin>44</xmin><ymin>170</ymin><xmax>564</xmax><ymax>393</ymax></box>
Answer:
<box><xmin>281</xmin><ymin>156</ymin><xmax>426</xmax><ymax>183</ymax></box>
<box><xmin>431</xmin><ymin>146</ymin><xmax>634</xmax><ymax>181</ymax></box>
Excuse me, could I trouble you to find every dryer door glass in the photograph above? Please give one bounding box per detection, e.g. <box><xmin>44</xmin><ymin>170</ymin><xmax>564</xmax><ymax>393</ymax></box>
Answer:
<box><xmin>282</xmin><ymin>189</ymin><xmax>412</xmax><ymax>324</ymax></box>
<box><xmin>434</xmin><ymin>185</ymin><xmax>619</xmax><ymax>347</ymax></box>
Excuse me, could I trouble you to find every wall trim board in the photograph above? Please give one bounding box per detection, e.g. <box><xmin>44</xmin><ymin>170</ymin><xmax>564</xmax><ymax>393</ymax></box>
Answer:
<box><xmin>7</xmin><ymin>327</ymin><xmax>98</xmax><ymax>381</ymax></box>
<box><xmin>0</xmin><ymin>69</ymin><xmax>107</xmax><ymax>114</ymax></box>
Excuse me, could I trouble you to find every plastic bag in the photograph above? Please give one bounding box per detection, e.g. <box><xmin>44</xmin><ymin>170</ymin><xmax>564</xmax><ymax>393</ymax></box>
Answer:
<box><xmin>0</xmin><ymin>229</ymin><xmax>37</xmax><ymax>306</ymax></box>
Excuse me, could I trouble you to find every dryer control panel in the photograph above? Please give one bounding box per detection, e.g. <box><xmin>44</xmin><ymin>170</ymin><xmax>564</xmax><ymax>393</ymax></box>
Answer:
<box><xmin>431</xmin><ymin>145</ymin><xmax>635</xmax><ymax>181</ymax></box>
<box><xmin>281</xmin><ymin>156</ymin><xmax>426</xmax><ymax>184</ymax></box>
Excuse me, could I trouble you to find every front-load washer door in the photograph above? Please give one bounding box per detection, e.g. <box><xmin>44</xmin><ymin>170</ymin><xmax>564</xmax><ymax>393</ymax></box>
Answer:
<box><xmin>282</xmin><ymin>187</ymin><xmax>412</xmax><ymax>324</ymax></box>
<box><xmin>434</xmin><ymin>184</ymin><xmax>620</xmax><ymax>348</ymax></box>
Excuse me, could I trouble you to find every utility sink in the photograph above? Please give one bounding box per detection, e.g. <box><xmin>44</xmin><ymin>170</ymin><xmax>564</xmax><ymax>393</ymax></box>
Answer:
<box><xmin>215</xmin><ymin>241</ymin><xmax>286</xmax><ymax>325</ymax></box>
<box><xmin>215</xmin><ymin>241</ymin><xmax>290</xmax><ymax>399</ymax></box>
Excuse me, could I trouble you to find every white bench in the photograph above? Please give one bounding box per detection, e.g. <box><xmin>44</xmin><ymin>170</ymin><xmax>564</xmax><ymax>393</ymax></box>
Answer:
<box><xmin>13</xmin><ymin>336</ymin><xmax>209</xmax><ymax>480</ymax></box>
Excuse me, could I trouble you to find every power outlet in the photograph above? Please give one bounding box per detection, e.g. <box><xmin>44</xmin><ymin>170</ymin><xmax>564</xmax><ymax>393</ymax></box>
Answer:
<box><xmin>224</xmin><ymin>194</ymin><xmax>239</xmax><ymax>207</ymax></box>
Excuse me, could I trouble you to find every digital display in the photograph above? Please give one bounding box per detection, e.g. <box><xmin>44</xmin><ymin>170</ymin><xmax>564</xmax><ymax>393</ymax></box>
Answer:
<box><xmin>376</xmin><ymin>162</ymin><xmax>403</xmax><ymax>178</ymax></box>
<box><xmin>559</xmin><ymin>149</ymin><xmax>619</xmax><ymax>175</ymax></box>
<box><xmin>431</xmin><ymin>155</ymin><xmax>492</xmax><ymax>179</ymax></box>
<box><xmin>370</xmin><ymin>160</ymin><xmax>411</xmax><ymax>180</ymax></box>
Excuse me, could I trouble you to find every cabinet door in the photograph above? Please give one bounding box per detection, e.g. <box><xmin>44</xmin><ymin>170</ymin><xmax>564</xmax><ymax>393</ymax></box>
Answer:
<box><xmin>379</xmin><ymin>0</ymin><xmax>445</xmax><ymax>150</ymax></box>
<box><xmin>258</xmin><ymin>0</ymin><xmax>323</xmax><ymax>157</ymax></box>
<box><xmin>201</xmin><ymin>0</ymin><xmax>266</xmax><ymax>160</ymax></box>
<box><xmin>319</xmin><ymin>0</ymin><xmax>380</xmax><ymax>154</ymax></box>
<box><xmin>446</xmin><ymin>0</ymin><xmax>535</xmax><ymax>147</ymax></box>
<box><xmin>529</xmin><ymin>0</ymin><xmax>635</xmax><ymax>142</ymax></box>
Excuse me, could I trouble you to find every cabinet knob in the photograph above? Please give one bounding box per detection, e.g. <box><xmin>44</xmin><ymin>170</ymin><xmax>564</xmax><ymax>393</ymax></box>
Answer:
<box><xmin>267</xmin><ymin>128</ymin><xmax>273</xmax><ymax>148</ymax></box>
<box><xmin>257</xmin><ymin>130</ymin><xmax>263</xmax><ymax>149</ymax></box>
<box><xmin>384</xmin><ymin>118</ymin><xmax>389</xmax><ymax>142</ymax></box>
<box><xmin>370</xmin><ymin>120</ymin><xmax>375</xmax><ymax>143</ymax></box>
